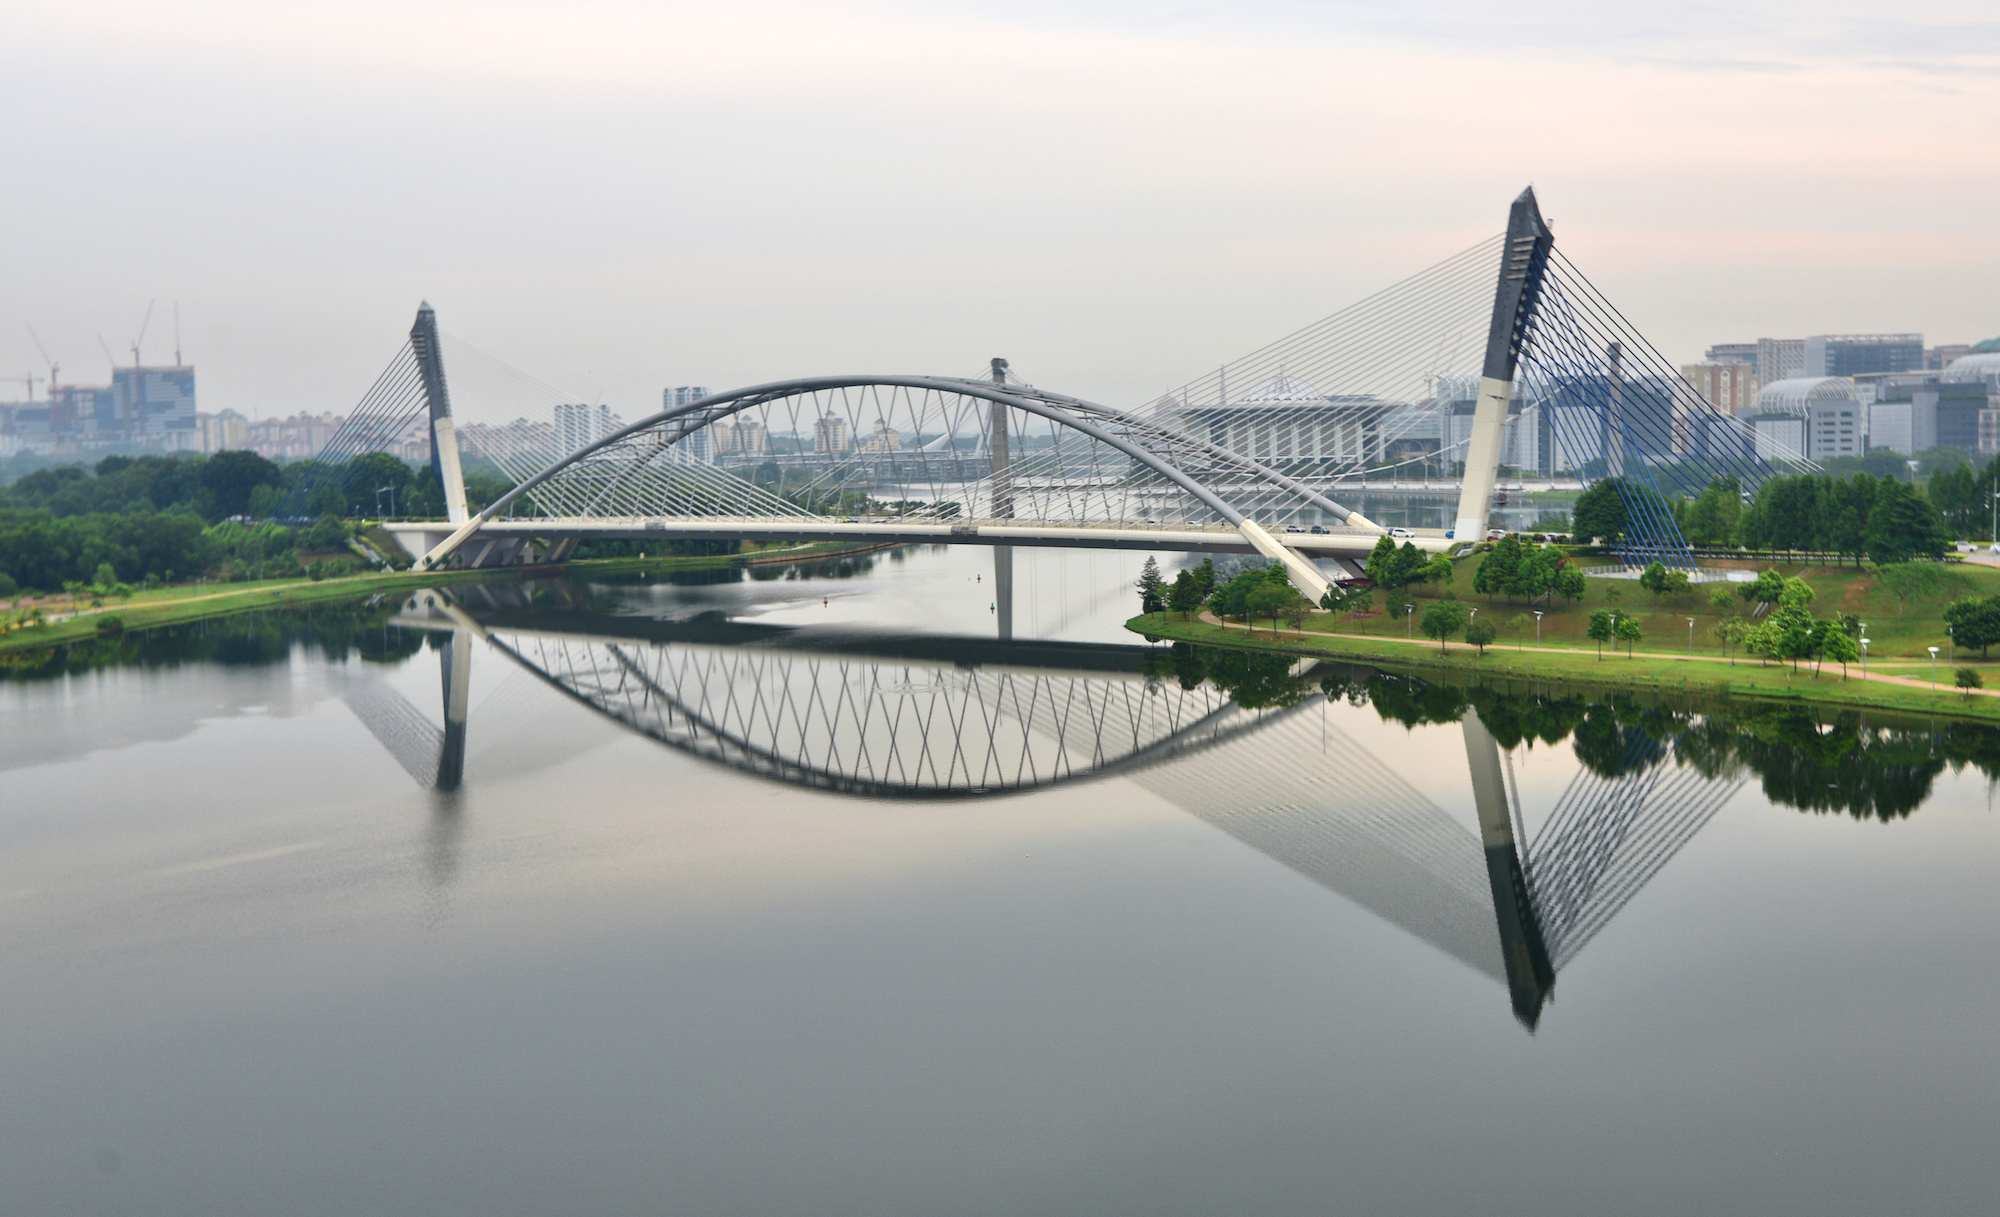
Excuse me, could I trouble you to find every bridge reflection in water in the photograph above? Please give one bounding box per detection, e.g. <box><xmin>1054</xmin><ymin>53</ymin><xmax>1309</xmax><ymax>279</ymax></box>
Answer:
<box><xmin>346</xmin><ymin>584</ymin><xmax>1742</xmax><ymax>1030</ymax></box>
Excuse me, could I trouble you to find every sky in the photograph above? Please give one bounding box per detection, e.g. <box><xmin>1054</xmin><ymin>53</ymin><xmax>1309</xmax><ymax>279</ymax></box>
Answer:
<box><xmin>3</xmin><ymin>0</ymin><xmax>1998</xmax><ymax>420</ymax></box>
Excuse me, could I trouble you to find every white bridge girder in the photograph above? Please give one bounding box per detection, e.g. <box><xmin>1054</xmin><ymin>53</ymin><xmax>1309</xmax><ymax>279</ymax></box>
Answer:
<box><xmin>383</xmin><ymin>516</ymin><xmax>1454</xmax><ymax>570</ymax></box>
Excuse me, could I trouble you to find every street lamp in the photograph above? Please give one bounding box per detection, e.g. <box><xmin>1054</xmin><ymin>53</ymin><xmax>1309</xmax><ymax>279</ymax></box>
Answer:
<box><xmin>1533</xmin><ymin>610</ymin><xmax>1544</xmax><ymax>645</ymax></box>
<box><xmin>1405</xmin><ymin>602</ymin><xmax>1416</xmax><ymax>638</ymax></box>
<box><xmin>1991</xmin><ymin>490</ymin><xmax>1998</xmax><ymax>546</ymax></box>
<box><xmin>1929</xmin><ymin>646</ymin><xmax>1941</xmax><ymax>686</ymax></box>
<box><xmin>1860</xmin><ymin>637</ymin><xmax>1870</xmax><ymax>679</ymax></box>
<box><xmin>1687</xmin><ymin>616</ymin><xmax>1697</xmax><ymax>656</ymax></box>
<box><xmin>1947</xmin><ymin>624</ymin><xmax>1954</xmax><ymax>665</ymax></box>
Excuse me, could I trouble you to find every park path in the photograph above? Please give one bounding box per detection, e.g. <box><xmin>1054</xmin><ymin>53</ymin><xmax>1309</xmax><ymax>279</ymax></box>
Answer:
<box><xmin>1191</xmin><ymin>612</ymin><xmax>2000</xmax><ymax>701</ymax></box>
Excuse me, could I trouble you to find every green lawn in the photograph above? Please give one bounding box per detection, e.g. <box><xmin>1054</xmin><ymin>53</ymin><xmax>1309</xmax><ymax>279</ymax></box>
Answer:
<box><xmin>1129</xmin><ymin>611</ymin><xmax>2000</xmax><ymax>721</ymax></box>
<box><xmin>1329</xmin><ymin>549</ymin><xmax>2000</xmax><ymax>664</ymax></box>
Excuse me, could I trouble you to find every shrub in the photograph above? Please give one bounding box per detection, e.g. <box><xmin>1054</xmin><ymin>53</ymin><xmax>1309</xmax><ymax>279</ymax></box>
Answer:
<box><xmin>1956</xmin><ymin>667</ymin><xmax>1983</xmax><ymax>698</ymax></box>
<box><xmin>96</xmin><ymin>615</ymin><xmax>124</xmax><ymax>635</ymax></box>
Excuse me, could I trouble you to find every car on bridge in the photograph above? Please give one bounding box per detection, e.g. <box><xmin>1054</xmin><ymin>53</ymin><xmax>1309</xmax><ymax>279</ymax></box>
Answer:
<box><xmin>1389</xmin><ymin>527</ymin><xmax>1414</xmax><ymax>539</ymax></box>
<box><xmin>1310</xmin><ymin>525</ymin><xmax>1330</xmax><ymax>535</ymax></box>
<box><xmin>1284</xmin><ymin>525</ymin><xmax>1305</xmax><ymax>533</ymax></box>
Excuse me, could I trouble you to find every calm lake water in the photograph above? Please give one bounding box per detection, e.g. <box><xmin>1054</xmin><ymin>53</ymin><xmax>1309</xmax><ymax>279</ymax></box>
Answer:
<box><xmin>4</xmin><ymin>545</ymin><xmax>1999</xmax><ymax>1216</ymax></box>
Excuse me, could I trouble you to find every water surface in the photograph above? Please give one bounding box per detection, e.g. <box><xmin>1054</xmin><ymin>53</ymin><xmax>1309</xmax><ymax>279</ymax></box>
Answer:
<box><xmin>4</xmin><ymin>546</ymin><xmax>1997</xmax><ymax>1216</ymax></box>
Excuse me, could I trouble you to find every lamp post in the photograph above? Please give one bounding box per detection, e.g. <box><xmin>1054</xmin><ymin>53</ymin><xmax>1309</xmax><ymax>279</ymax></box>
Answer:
<box><xmin>1533</xmin><ymin>610</ymin><xmax>1544</xmax><ymax>645</ymax></box>
<box><xmin>1687</xmin><ymin>616</ymin><xmax>1697</xmax><ymax>656</ymax></box>
<box><xmin>1991</xmin><ymin>490</ymin><xmax>1998</xmax><ymax>546</ymax></box>
<box><xmin>1947</xmin><ymin>624</ymin><xmax>1954</xmax><ymax>665</ymax></box>
<box><xmin>1860</xmin><ymin>637</ymin><xmax>1870</xmax><ymax>680</ymax></box>
<box><xmin>1929</xmin><ymin>646</ymin><xmax>1940</xmax><ymax>686</ymax></box>
<box><xmin>1405</xmin><ymin>603</ymin><xmax>1415</xmax><ymax>639</ymax></box>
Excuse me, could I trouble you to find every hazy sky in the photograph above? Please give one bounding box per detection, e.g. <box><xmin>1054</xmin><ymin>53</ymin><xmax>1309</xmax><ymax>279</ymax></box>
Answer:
<box><xmin>4</xmin><ymin>0</ymin><xmax>1998</xmax><ymax>419</ymax></box>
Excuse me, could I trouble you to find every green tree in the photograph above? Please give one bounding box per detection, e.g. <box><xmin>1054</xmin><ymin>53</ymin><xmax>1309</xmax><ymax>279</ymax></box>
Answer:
<box><xmin>200</xmin><ymin>449</ymin><xmax>284</xmax><ymax>520</ymax></box>
<box><xmin>1864</xmin><ymin>479</ymin><xmax>1950</xmax><ymax>565</ymax></box>
<box><xmin>1615</xmin><ymin>614</ymin><xmax>1643</xmax><ymax>657</ymax></box>
<box><xmin>1638</xmin><ymin>560</ymin><xmax>1668</xmax><ymax>599</ymax></box>
<box><xmin>1707</xmin><ymin>584</ymin><xmax>1737</xmax><ymax>613</ymax></box>
<box><xmin>1661</xmin><ymin>569</ymin><xmax>1691</xmax><ymax>597</ymax></box>
<box><xmin>1168</xmin><ymin>569</ymin><xmax>1203</xmax><ymax>619</ymax></box>
<box><xmin>1822</xmin><ymin>627</ymin><xmax>1859</xmax><ymax>678</ymax></box>
<box><xmin>1680</xmin><ymin>477</ymin><xmax>1742</xmax><ymax>547</ymax></box>
<box><xmin>1423</xmin><ymin>553</ymin><xmax>1454</xmax><ymax>591</ymax></box>
<box><xmin>1474</xmin><ymin>535</ymin><xmax>1522</xmax><ymax>599</ymax></box>
<box><xmin>1944</xmin><ymin>594</ymin><xmax>2000</xmax><ymax>657</ymax></box>
<box><xmin>1136</xmin><ymin>556</ymin><xmax>1166</xmax><ymax>614</ymax></box>
<box><xmin>1740</xmin><ymin>568</ymin><xmax>1784</xmax><ymax>611</ymax></box>
<box><xmin>1420</xmin><ymin>599</ymin><xmax>1467</xmax><ymax>652</ymax></box>
<box><xmin>300</xmin><ymin>514</ymin><xmax>348</xmax><ymax>552</ymax></box>
<box><xmin>1190</xmin><ymin>557</ymin><xmax>1217</xmax><ymax>598</ymax></box>
<box><xmin>1554</xmin><ymin>563</ymin><xmax>1587</xmax><ymax>604</ymax></box>
<box><xmin>1465</xmin><ymin>618</ymin><xmax>1497</xmax><ymax>655</ymax></box>
<box><xmin>1956</xmin><ymin>667</ymin><xmax>1984</xmax><ymax>698</ymax></box>
<box><xmin>1572</xmin><ymin>480</ymin><xmax>1629</xmax><ymax>544</ymax></box>
<box><xmin>1586</xmin><ymin>609</ymin><xmax>1615</xmax><ymax>659</ymax></box>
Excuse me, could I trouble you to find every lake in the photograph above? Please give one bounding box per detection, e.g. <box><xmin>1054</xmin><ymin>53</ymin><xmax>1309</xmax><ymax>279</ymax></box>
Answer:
<box><xmin>4</xmin><ymin>544</ymin><xmax>1998</xmax><ymax>1216</ymax></box>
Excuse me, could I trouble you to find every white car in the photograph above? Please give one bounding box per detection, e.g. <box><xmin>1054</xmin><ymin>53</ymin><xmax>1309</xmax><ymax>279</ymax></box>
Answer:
<box><xmin>1388</xmin><ymin>527</ymin><xmax>1415</xmax><ymax>539</ymax></box>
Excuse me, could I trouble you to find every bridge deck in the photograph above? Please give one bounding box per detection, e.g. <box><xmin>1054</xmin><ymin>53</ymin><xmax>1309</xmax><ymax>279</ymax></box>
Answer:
<box><xmin>384</xmin><ymin>516</ymin><xmax>1455</xmax><ymax>563</ymax></box>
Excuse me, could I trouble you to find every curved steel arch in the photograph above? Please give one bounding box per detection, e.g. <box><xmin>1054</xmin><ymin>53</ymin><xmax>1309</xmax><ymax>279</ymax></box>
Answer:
<box><xmin>414</xmin><ymin>374</ymin><xmax>1383</xmax><ymax>571</ymax></box>
<box><xmin>480</xmin><ymin>629</ymin><xmax>1300</xmax><ymax>800</ymax></box>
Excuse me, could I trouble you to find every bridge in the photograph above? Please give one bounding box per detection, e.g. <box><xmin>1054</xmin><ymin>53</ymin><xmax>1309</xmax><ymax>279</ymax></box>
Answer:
<box><xmin>348</xmin><ymin>582</ymin><xmax>1745</xmax><ymax>1030</ymax></box>
<box><xmin>294</xmin><ymin>187</ymin><xmax>1810</xmax><ymax>598</ymax></box>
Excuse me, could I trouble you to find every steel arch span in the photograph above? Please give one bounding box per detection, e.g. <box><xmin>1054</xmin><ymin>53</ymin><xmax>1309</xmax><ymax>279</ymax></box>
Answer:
<box><xmin>401</xmin><ymin>373</ymin><xmax>1397</xmax><ymax>598</ymax></box>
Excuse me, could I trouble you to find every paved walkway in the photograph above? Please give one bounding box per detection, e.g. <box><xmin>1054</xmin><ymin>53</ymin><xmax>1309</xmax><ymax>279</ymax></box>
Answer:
<box><xmin>1191</xmin><ymin>612</ymin><xmax>2000</xmax><ymax>701</ymax></box>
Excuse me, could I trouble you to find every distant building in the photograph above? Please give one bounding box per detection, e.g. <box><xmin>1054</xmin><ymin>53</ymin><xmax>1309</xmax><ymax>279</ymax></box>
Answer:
<box><xmin>1757</xmin><ymin>338</ymin><xmax>1806</xmax><ymax>386</ymax></box>
<box><xmin>1928</xmin><ymin>343</ymin><xmax>1973</xmax><ymax>370</ymax></box>
<box><xmin>1748</xmin><ymin>414</ymin><xmax>1806</xmax><ymax>462</ymax></box>
<box><xmin>246</xmin><ymin>412</ymin><xmax>345</xmax><ymax>460</ymax></box>
<box><xmin>813</xmin><ymin>414</ymin><xmax>851</xmax><ymax>454</ymax></box>
<box><xmin>714</xmin><ymin>417</ymin><xmax>769</xmax><ymax>457</ymax></box>
<box><xmin>1681</xmin><ymin>361</ymin><xmax>1760</xmax><ymax>416</ymax></box>
<box><xmin>857</xmin><ymin>418</ymin><xmax>902</xmax><ymax>453</ymax></box>
<box><xmin>1805</xmin><ymin>334</ymin><xmax>1923</xmax><ymax>378</ymax></box>
<box><xmin>1870</xmin><ymin>369</ymin><xmax>1989</xmax><ymax>454</ymax></box>
<box><xmin>555</xmin><ymin>402</ymin><xmax>618</xmax><ymax>455</ymax></box>
<box><xmin>662</xmin><ymin>386</ymin><xmax>712</xmax><ymax>463</ymax></box>
<box><xmin>111</xmin><ymin>365</ymin><xmax>199</xmax><ymax>447</ymax></box>
<box><xmin>1162</xmin><ymin>374</ymin><xmax>1398</xmax><ymax>472</ymax></box>
<box><xmin>1756</xmin><ymin>377</ymin><xmax>1863</xmax><ymax>460</ymax></box>
<box><xmin>1704</xmin><ymin>342</ymin><xmax>1759</xmax><ymax>365</ymax></box>
<box><xmin>197</xmin><ymin>409</ymin><xmax>249</xmax><ymax>454</ymax></box>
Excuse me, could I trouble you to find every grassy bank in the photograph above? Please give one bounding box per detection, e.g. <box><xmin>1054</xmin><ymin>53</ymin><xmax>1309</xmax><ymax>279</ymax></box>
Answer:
<box><xmin>1128</xmin><ymin>611</ymin><xmax>2000</xmax><ymax>722</ymax></box>
<box><xmin>0</xmin><ymin>541</ymin><xmax>891</xmax><ymax>656</ymax></box>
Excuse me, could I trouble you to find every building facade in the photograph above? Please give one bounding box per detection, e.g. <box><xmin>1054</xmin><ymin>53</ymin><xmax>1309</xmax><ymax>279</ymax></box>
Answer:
<box><xmin>1806</xmin><ymin>334</ymin><xmax>1924</xmax><ymax>378</ymax></box>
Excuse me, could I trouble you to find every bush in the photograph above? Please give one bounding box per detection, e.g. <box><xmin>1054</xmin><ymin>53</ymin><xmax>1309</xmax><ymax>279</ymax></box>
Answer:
<box><xmin>0</xmin><ymin>572</ymin><xmax>14</xmax><ymax>597</ymax></box>
<box><xmin>96</xmin><ymin>615</ymin><xmax>124</xmax><ymax>635</ymax></box>
<box><xmin>1956</xmin><ymin>667</ymin><xmax>1983</xmax><ymax>697</ymax></box>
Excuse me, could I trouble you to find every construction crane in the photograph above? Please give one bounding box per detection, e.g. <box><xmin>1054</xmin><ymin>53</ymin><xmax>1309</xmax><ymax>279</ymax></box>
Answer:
<box><xmin>25</xmin><ymin>323</ymin><xmax>58</xmax><ymax>393</ymax></box>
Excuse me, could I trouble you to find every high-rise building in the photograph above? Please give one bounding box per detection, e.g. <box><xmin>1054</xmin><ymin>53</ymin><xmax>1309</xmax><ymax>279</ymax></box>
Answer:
<box><xmin>1704</xmin><ymin>342</ymin><xmax>1759</xmax><ymax>365</ymax></box>
<box><xmin>1805</xmin><ymin>334</ymin><xmax>1923</xmax><ymax>378</ymax></box>
<box><xmin>1681</xmin><ymin>362</ymin><xmax>1760</xmax><ymax>416</ymax></box>
<box><xmin>1929</xmin><ymin>344</ymin><xmax>1973</xmax><ymax>370</ymax></box>
<box><xmin>1756</xmin><ymin>338</ymin><xmax>1806</xmax><ymax>385</ymax></box>
<box><xmin>111</xmin><ymin>365</ymin><xmax>198</xmax><ymax>442</ymax></box>
<box><xmin>663</xmin><ymin>386</ymin><xmax>713</xmax><ymax>463</ymax></box>
<box><xmin>198</xmin><ymin>409</ymin><xmax>249</xmax><ymax>454</ymax></box>
<box><xmin>813</xmin><ymin>414</ymin><xmax>851</xmax><ymax>453</ymax></box>
<box><xmin>857</xmin><ymin>419</ymin><xmax>902</xmax><ymax>453</ymax></box>
<box><xmin>555</xmin><ymin>402</ymin><xmax>618</xmax><ymax>454</ymax></box>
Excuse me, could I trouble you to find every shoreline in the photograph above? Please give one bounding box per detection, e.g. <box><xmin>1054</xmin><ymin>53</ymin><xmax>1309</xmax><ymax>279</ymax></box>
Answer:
<box><xmin>0</xmin><ymin>542</ymin><xmax>893</xmax><ymax>657</ymax></box>
<box><xmin>1127</xmin><ymin>611</ymin><xmax>2000</xmax><ymax>722</ymax></box>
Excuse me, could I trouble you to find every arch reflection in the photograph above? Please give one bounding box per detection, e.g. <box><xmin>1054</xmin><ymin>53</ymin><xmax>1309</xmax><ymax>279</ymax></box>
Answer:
<box><xmin>350</xmin><ymin>585</ymin><xmax>1747</xmax><ymax>1030</ymax></box>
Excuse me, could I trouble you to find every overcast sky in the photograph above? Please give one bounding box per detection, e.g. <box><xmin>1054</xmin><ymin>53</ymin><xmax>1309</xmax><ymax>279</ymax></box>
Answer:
<box><xmin>3</xmin><ymin>0</ymin><xmax>1997</xmax><ymax>420</ymax></box>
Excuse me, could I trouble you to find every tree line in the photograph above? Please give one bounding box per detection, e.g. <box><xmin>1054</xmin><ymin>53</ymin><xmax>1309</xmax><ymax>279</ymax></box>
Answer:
<box><xmin>1573</xmin><ymin>471</ymin><xmax>1952</xmax><ymax>566</ymax></box>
